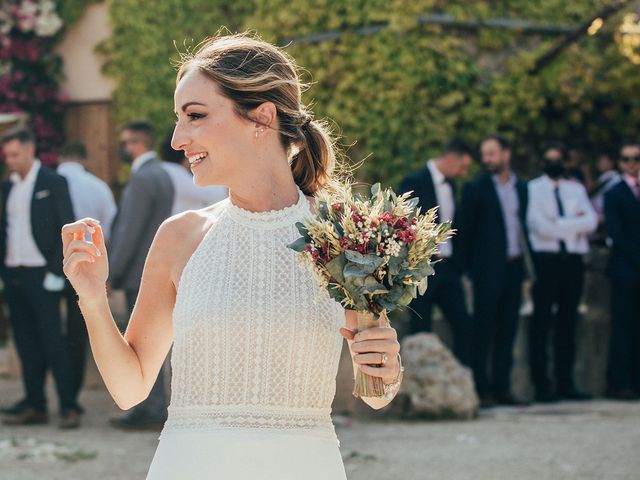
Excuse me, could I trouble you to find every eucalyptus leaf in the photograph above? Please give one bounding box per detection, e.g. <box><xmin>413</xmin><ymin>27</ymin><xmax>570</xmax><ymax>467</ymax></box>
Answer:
<box><xmin>344</xmin><ymin>263</ymin><xmax>370</xmax><ymax>278</ymax></box>
<box><xmin>326</xmin><ymin>255</ymin><xmax>346</xmax><ymax>283</ymax></box>
<box><xmin>406</xmin><ymin>197</ymin><xmax>419</xmax><ymax>210</ymax></box>
<box><xmin>418</xmin><ymin>277</ymin><xmax>429</xmax><ymax>296</ymax></box>
<box><xmin>345</xmin><ymin>251</ymin><xmax>384</xmax><ymax>271</ymax></box>
<box><xmin>361</xmin><ymin>276</ymin><xmax>388</xmax><ymax>295</ymax></box>
<box><xmin>287</xmin><ymin>237</ymin><xmax>308</xmax><ymax>253</ymax></box>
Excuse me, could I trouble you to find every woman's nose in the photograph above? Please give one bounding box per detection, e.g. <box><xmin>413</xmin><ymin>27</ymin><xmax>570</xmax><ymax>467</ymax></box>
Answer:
<box><xmin>171</xmin><ymin>124</ymin><xmax>188</xmax><ymax>151</ymax></box>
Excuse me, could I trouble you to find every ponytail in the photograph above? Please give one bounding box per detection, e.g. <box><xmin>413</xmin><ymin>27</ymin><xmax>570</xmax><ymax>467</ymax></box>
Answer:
<box><xmin>290</xmin><ymin>119</ymin><xmax>335</xmax><ymax>196</ymax></box>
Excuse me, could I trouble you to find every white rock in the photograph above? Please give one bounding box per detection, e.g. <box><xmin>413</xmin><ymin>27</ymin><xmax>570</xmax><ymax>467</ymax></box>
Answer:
<box><xmin>399</xmin><ymin>333</ymin><xmax>478</xmax><ymax>419</ymax></box>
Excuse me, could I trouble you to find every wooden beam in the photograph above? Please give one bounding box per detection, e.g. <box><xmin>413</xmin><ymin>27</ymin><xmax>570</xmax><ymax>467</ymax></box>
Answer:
<box><xmin>282</xmin><ymin>14</ymin><xmax>577</xmax><ymax>47</ymax></box>
<box><xmin>529</xmin><ymin>0</ymin><xmax>634</xmax><ymax>75</ymax></box>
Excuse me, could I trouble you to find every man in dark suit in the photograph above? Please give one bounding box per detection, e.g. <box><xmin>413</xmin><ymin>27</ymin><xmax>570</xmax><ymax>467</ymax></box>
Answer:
<box><xmin>108</xmin><ymin>120</ymin><xmax>174</xmax><ymax>430</ymax></box>
<box><xmin>399</xmin><ymin>138</ymin><xmax>473</xmax><ymax>366</ymax></box>
<box><xmin>0</xmin><ymin>129</ymin><xmax>79</xmax><ymax>428</ymax></box>
<box><xmin>459</xmin><ymin>135</ymin><xmax>528</xmax><ymax>407</ymax></box>
<box><xmin>604</xmin><ymin>139</ymin><xmax>640</xmax><ymax>400</ymax></box>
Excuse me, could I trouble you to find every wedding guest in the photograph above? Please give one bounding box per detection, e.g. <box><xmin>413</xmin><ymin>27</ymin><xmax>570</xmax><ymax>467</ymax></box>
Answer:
<box><xmin>108</xmin><ymin>120</ymin><xmax>174</xmax><ymax>430</ymax></box>
<box><xmin>57</xmin><ymin>141</ymin><xmax>117</xmax><ymax>425</ymax></box>
<box><xmin>604</xmin><ymin>140</ymin><xmax>640</xmax><ymax>400</ymax></box>
<box><xmin>459</xmin><ymin>135</ymin><xmax>529</xmax><ymax>407</ymax></box>
<box><xmin>527</xmin><ymin>142</ymin><xmax>597</xmax><ymax>402</ymax></box>
<box><xmin>160</xmin><ymin>129</ymin><xmax>227</xmax><ymax>214</ymax></box>
<box><xmin>0</xmin><ymin>129</ymin><xmax>78</xmax><ymax>428</ymax></box>
<box><xmin>589</xmin><ymin>152</ymin><xmax>621</xmax><ymax>233</ymax></box>
<box><xmin>399</xmin><ymin>138</ymin><xmax>473</xmax><ymax>366</ymax></box>
<box><xmin>565</xmin><ymin>148</ymin><xmax>590</xmax><ymax>187</ymax></box>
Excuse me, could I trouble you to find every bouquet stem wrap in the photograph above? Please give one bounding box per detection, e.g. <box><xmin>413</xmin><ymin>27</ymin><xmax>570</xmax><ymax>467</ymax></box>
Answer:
<box><xmin>353</xmin><ymin>309</ymin><xmax>389</xmax><ymax>398</ymax></box>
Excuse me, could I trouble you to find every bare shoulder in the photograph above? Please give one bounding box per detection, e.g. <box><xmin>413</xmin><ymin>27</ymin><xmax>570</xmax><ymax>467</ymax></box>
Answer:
<box><xmin>153</xmin><ymin>201</ymin><xmax>228</xmax><ymax>287</ymax></box>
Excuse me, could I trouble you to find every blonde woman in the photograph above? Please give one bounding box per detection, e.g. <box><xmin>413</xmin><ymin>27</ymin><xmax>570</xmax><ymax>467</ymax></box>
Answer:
<box><xmin>62</xmin><ymin>34</ymin><xmax>402</xmax><ymax>479</ymax></box>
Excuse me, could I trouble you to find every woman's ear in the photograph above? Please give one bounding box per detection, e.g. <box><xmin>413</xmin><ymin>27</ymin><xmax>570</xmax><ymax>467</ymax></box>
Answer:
<box><xmin>250</xmin><ymin>101</ymin><xmax>277</xmax><ymax>129</ymax></box>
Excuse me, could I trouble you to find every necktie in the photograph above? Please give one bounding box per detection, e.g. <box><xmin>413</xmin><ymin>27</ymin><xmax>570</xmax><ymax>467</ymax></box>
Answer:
<box><xmin>554</xmin><ymin>186</ymin><xmax>567</xmax><ymax>253</ymax></box>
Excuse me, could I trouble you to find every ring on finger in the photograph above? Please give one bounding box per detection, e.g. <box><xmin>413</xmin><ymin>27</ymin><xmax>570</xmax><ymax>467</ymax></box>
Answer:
<box><xmin>380</xmin><ymin>352</ymin><xmax>388</xmax><ymax>365</ymax></box>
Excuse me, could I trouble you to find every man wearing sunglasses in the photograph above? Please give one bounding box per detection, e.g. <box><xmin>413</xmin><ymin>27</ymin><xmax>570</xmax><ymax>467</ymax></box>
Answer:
<box><xmin>604</xmin><ymin>140</ymin><xmax>640</xmax><ymax>400</ymax></box>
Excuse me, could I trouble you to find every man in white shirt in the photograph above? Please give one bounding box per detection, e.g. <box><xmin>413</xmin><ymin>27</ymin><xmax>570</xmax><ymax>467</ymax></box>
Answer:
<box><xmin>0</xmin><ymin>129</ymin><xmax>78</xmax><ymax>428</ymax></box>
<box><xmin>57</xmin><ymin>141</ymin><xmax>117</xmax><ymax>239</ymax></box>
<box><xmin>399</xmin><ymin>138</ymin><xmax>474</xmax><ymax>367</ymax></box>
<box><xmin>160</xmin><ymin>129</ymin><xmax>227</xmax><ymax>214</ymax></box>
<box><xmin>527</xmin><ymin>142</ymin><xmax>598</xmax><ymax>403</ymax></box>
<box><xmin>57</xmin><ymin>141</ymin><xmax>117</xmax><ymax>418</ymax></box>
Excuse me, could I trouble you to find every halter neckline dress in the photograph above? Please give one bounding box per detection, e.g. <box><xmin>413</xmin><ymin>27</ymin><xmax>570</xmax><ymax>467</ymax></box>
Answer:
<box><xmin>146</xmin><ymin>188</ymin><xmax>348</xmax><ymax>479</ymax></box>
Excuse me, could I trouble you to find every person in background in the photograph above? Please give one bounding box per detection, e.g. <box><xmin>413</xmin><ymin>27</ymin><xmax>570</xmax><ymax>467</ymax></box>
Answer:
<box><xmin>565</xmin><ymin>148</ymin><xmax>590</xmax><ymax>188</ymax></box>
<box><xmin>108</xmin><ymin>120</ymin><xmax>174</xmax><ymax>430</ymax></box>
<box><xmin>604</xmin><ymin>140</ymin><xmax>640</xmax><ymax>400</ymax></box>
<box><xmin>0</xmin><ymin>128</ymin><xmax>78</xmax><ymax>428</ymax></box>
<box><xmin>459</xmin><ymin>135</ymin><xmax>529</xmax><ymax>407</ymax></box>
<box><xmin>589</xmin><ymin>152</ymin><xmax>621</xmax><ymax>243</ymax></box>
<box><xmin>527</xmin><ymin>142</ymin><xmax>597</xmax><ymax>403</ymax></box>
<box><xmin>57</xmin><ymin>141</ymin><xmax>117</xmax><ymax>426</ymax></box>
<box><xmin>399</xmin><ymin>138</ymin><xmax>473</xmax><ymax>367</ymax></box>
<box><xmin>160</xmin><ymin>129</ymin><xmax>227</xmax><ymax>214</ymax></box>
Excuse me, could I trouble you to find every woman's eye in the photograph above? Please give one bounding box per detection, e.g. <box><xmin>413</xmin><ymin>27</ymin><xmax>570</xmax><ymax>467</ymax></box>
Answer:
<box><xmin>188</xmin><ymin>113</ymin><xmax>206</xmax><ymax>120</ymax></box>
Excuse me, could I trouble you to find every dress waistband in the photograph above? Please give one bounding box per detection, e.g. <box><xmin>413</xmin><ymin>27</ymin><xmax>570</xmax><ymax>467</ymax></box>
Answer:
<box><xmin>163</xmin><ymin>405</ymin><xmax>337</xmax><ymax>439</ymax></box>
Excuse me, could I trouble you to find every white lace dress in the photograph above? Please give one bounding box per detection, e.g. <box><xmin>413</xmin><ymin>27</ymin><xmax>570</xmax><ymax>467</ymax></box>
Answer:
<box><xmin>146</xmin><ymin>188</ymin><xmax>348</xmax><ymax>479</ymax></box>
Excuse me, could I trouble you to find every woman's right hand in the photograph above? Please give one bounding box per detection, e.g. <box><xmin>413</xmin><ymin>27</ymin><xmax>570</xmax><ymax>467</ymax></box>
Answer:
<box><xmin>62</xmin><ymin>218</ymin><xmax>109</xmax><ymax>301</ymax></box>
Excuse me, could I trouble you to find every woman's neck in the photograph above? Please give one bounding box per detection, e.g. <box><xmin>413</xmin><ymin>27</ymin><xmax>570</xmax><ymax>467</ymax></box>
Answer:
<box><xmin>228</xmin><ymin>158</ymin><xmax>300</xmax><ymax>213</ymax></box>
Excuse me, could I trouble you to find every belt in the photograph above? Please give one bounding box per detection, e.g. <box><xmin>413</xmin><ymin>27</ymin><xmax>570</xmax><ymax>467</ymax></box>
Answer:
<box><xmin>5</xmin><ymin>265</ymin><xmax>46</xmax><ymax>271</ymax></box>
<box><xmin>534</xmin><ymin>251</ymin><xmax>581</xmax><ymax>258</ymax></box>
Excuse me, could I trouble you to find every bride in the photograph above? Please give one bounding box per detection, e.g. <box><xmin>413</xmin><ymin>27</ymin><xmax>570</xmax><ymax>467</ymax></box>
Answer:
<box><xmin>62</xmin><ymin>33</ymin><xmax>402</xmax><ymax>479</ymax></box>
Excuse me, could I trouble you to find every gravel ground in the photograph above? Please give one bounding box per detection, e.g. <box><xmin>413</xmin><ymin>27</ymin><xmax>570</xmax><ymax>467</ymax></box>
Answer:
<box><xmin>1</xmin><ymin>376</ymin><xmax>639</xmax><ymax>480</ymax></box>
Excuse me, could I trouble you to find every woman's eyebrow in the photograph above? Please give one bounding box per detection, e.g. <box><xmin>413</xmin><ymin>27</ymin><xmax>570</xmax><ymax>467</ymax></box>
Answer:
<box><xmin>180</xmin><ymin>101</ymin><xmax>207</xmax><ymax>111</ymax></box>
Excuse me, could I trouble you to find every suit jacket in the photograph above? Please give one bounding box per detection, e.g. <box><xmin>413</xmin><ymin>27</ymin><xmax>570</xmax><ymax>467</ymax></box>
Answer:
<box><xmin>0</xmin><ymin>166</ymin><xmax>74</xmax><ymax>276</ymax></box>
<box><xmin>604</xmin><ymin>180</ymin><xmax>640</xmax><ymax>277</ymax></box>
<box><xmin>399</xmin><ymin>166</ymin><xmax>463</xmax><ymax>269</ymax></box>
<box><xmin>108</xmin><ymin>157</ymin><xmax>174</xmax><ymax>291</ymax></box>
<box><xmin>458</xmin><ymin>172</ymin><xmax>528</xmax><ymax>282</ymax></box>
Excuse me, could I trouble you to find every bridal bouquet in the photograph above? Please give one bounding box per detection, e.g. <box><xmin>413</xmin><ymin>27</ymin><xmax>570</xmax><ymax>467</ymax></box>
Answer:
<box><xmin>288</xmin><ymin>183</ymin><xmax>452</xmax><ymax>397</ymax></box>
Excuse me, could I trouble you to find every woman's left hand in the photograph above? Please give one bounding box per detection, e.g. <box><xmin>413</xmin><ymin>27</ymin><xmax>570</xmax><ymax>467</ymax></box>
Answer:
<box><xmin>339</xmin><ymin>326</ymin><xmax>401</xmax><ymax>384</ymax></box>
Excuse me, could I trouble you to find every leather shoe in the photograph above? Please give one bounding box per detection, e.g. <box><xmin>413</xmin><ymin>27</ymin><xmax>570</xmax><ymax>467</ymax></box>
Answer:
<box><xmin>605</xmin><ymin>388</ymin><xmax>640</xmax><ymax>401</ymax></box>
<box><xmin>535</xmin><ymin>388</ymin><xmax>559</xmax><ymax>404</ymax></box>
<box><xmin>479</xmin><ymin>394</ymin><xmax>495</xmax><ymax>409</ymax></box>
<box><xmin>0</xmin><ymin>398</ymin><xmax>30</xmax><ymax>415</ymax></box>
<box><xmin>59</xmin><ymin>410</ymin><xmax>81</xmax><ymax>429</ymax></box>
<box><xmin>3</xmin><ymin>408</ymin><xmax>49</xmax><ymax>426</ymax></box>
<box><xmin>494</xmin><ymin>392</ymin><xmax>531</xmax><ymax>407</ymax></box>
<box><xmin>558</xmin><ymin>387</ymin><xmax>592</xmax><ymax>401</ymax></box>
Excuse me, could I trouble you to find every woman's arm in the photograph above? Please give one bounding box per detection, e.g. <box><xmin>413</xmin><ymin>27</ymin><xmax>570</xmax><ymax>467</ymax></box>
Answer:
<box><xmin>63</xmin><ymin>217</ymin><xmax>181</xmax><ymax>410</ymax></box>
<box><xmin>340</xmin><ymin>310</ymin><xmax>402</xmax><ymax>410</ymax></box>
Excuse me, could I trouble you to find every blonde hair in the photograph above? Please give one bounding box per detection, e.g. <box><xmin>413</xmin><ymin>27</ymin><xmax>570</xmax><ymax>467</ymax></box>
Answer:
<box><xmin>177</xmin><ymin>33</ymin><xmax>336</xmax><ymax>196</ymax></box>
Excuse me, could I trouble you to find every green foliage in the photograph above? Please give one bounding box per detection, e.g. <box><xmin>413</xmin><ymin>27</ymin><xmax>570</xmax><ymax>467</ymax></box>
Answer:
<box><xmin>56</xmin><ymin>0</ymin><xmax>99</xmax><ymax>28</ymax></box>
<box><xmin>102</xmin><ymin>0</ymin><xmax>640</xmax><ymax>186</ymax></box>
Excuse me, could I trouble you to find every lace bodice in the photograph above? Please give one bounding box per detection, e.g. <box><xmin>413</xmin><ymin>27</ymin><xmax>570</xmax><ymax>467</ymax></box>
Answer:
<box><xmin>164</xmin><ymin>188</ymin><xmax>345</xmax><ymax>439</ymax></box>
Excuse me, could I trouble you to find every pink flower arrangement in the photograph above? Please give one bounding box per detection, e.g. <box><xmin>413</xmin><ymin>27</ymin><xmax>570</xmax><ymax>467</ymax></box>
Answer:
<box><xmin>0</xmin><ymin>1</ymin><xmax>65</xmax><ymax>166</ymax></box>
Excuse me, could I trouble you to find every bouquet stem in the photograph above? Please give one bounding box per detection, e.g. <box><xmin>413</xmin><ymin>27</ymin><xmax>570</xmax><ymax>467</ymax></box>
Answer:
<box><xmin>352</xmin><ymin>309</ymin><xmax>389</xmax><ymax>398</ymax></box>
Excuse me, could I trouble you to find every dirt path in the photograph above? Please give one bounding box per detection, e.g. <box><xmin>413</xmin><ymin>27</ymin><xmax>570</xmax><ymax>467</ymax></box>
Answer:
<box><xmin>1</xmin><ymin>376</ymin><xmax>639</xmax><ymax>480</ymax></box>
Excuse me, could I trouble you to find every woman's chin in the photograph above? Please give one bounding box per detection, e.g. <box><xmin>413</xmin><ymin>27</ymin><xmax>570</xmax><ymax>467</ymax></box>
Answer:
<box><xmin>192</xmin><ymin>172</ymin><xmax>221</xmax><ymax>188</ymax></box>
